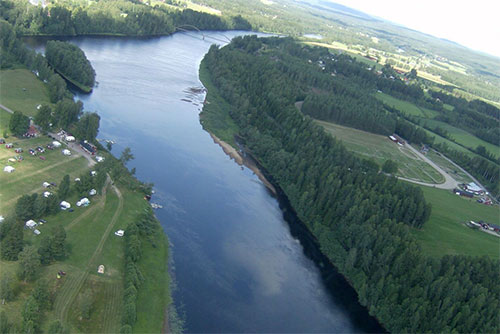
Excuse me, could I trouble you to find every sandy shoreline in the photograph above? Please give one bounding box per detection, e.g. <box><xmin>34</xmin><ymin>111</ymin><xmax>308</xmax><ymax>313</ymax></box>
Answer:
<box><xmin>209</xmin><ymin>132</ymin><xmax>277</xmax><ymax>195</ymax></box>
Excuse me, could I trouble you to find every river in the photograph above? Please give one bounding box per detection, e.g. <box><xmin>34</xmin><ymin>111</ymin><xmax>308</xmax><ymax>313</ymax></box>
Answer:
<box><xmin>27</xmin><ymin>31</ymin><xmax>383</xmax><ymax>333</ymax></box>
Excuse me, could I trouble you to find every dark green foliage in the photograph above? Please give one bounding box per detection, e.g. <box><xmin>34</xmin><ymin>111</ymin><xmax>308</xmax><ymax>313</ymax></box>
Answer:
<box><xmin>45</xmin><ymin>40</ymin><xmax>95</xmax><ymax>88</ymax></box>
<box><xmin>8</xmin><ymin>111</ymin><xmax>29</xmax><ymax>136</ymax></box>
<box><xmin>0</xmin><ymin>220</ymin><xmax>23</xmax><ymax>261</ymax></box>
<box><xmin>47</xmin><ymin>320</ymin><xmax>67</xmax><ymax>334</ymax></box>
<box><xmin>58</xmin><ymin>175</ymin><xmax>70</xmax><ymax>200</ymax></box>
<box><xmin>22</xmin><ymin>296</ymin><xmax>39</xmax><ymax>333</ymax></box>
<box><xmin>121</xmin><ymin>302</ymin><xmax>136</xmax><ymax>326</ymax></box>
<box><xmin>34</xmin><ymin>105</ymin><xmax>52</xmax><ymax>130</ymax></box>
<box><xmin>0</xmin><ymin>276</ymin><xmax>14</xmax><ymax>303</ymax></box>
<box><xmin>51</xmin><ymin>225</ymin><xmax>67</xmax><ymax>260</ymax></box>
<box><xmin>47</xmin><ymin>74</ymin><xmax>68</xmax><ymax>103</ymax></box>
<box><xmin>32</xmin><ymin>279</ymin><xmax>52</xmax><ymax>310</ymax></box>
<box><xmin>17</xmin><ymin>246</ymin><xmax>41</xmax><ymax>282</ymax></box>
<box><xmin>201</xmin><ymin>36</ymin><xmax>498</xmax><ymax>333</ymax></box>
<box><xmin>53</xmin><ymin>99</ymin><xmax>83</xmax><ymax>129</ymax></box>
<box><xmin>382</xmin><ymin>159</ymin><xmax>398</xmax><ymax>174</ymax></box>
<box><xmin>15</xmin><ymin>194</ymin><xmax>37</xmax><ymax>221</ymax></box>
<box><xmin>0</xmin><ymin>311</ymin><xmax>10</xmax><ymax>334</ymax></box>
<box><xmin>74</xmin><ymin>112</ymin><xmax>100</xmax><ymax>142</ymax></box>
<box><xmin>119</xmin><ymin>325</ymin><xmax>132</xmax><ymax>334</ymax></box>
<box><xmin>120</xmin><ymin>147</ymin><xmax>134</xmax><ymax>165</ymax></box>
<box><xmin>38</xmin><ymin>235</ymin><xmax>54</xmax><ymax>265</ymax></box>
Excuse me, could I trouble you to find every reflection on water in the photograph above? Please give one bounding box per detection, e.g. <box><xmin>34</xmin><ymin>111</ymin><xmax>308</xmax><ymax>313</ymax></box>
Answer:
<box><xmin>28</xmin><ymin>31</ymin><xmax>383</xmax><ymax>333</ymax></box>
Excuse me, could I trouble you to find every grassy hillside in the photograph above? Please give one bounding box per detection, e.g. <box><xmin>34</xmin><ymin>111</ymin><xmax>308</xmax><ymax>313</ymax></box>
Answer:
<box><xmin>412</xmin><ymin>186</ymin><xmax>499</xmax><ymax>260</ymax></box>
<box><xmin>316</xmin><ymin>120</ymin><xmax>444</xmax><ymax>183</ymax></box>
<box><xmin>0</xmin><ymin>69</ymin><xmax>52</xmax><ymax>117</ymax></box>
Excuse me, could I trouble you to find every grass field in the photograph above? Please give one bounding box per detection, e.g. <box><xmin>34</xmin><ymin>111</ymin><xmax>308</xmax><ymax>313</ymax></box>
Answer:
<box><xmin>411</xmin><ymin>186</ymin><xmax>499</xmax><ymax>260</ymax></box>
<box><xmin>425</xmin><ymin>149</ymin><xmax>473</xmax><ymax>184</ymax></box>
<box><xmin>420</xmin><ymin>118</ymin><xmax>499</xmax><ymax>159</ymax></box>
<box><xmin>375</xmin><ymin>91</ymin><xmax>439</xmax><ymax>118</ymax></box>
<box><xmin>0</xmin><ymin>109</ymin><xmax>12</xmax><ymax>136</ymax></box>
<box><xmin>316</xmin><ymin>120</ymin><xmax>444</xmax><ymax>183</ymax></box>
<box><xmin>0</xmin><ymin>69</ymin><xmax>51</xmax><ymax>117</ymax></box>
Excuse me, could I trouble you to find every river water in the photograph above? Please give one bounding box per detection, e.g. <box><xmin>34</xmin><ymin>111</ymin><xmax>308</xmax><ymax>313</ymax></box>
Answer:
<box><xmin>27</xmin><ymin>31</ymin><xmax>382</xmax><ymax>333</ymax></box>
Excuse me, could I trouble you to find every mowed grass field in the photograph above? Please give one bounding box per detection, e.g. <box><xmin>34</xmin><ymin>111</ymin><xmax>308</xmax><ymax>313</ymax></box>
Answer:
<box><xmin>375</xmin><ymin>91</ymin><xmax>439</xmax><ymax>118</ymax></box>
<box><xmin>425</xmin><ymin>149</ymin><xmax>473</xmax><ymax>184</ymax></box>
<box><xmin>421</xmin><ymin>118</ymin><xmax>499</xmax><ymax>159</ymax></box>
<box><xmin>316</xmin><ymin>120</ymin><xmax>444</xmax><ymax>184</ymax></box>
<box><xmin>0</xmin><ymin>69</ymin><xmax>52</xmax><ymax>117</ymax></box>
<box><xmin>411</xmin><ymin>186</ymin><xmax>499</xmax><ymax>260</ymax></box>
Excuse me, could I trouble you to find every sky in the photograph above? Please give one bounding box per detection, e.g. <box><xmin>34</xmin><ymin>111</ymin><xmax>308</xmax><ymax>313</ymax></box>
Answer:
<box><xmin>330</xmin><ymin>0</ymin><xmax>500</xmax><ymax>58</ymax></box>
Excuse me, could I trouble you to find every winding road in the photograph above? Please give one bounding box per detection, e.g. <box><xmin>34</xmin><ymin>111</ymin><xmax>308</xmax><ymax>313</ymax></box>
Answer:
<box><xmin>396</xmin><ymin>144</ymin><xmax>459</xmax><ymax>189</ymax></box>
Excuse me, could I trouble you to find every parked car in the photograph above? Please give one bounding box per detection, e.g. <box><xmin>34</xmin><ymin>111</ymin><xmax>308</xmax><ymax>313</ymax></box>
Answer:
<box><xmin>39</xmin><ymin>156</ymin><xmax>46</xmax><ymax>161</ymax></box>
<box><xmin>29</xmin><ymin>149</ymin><xmax>36</xmax><ymax>156</ymax></box>
<box><xmin>36</xmin><ymin>146</ymin><xmax>45</xmax><ymax>153</ymax></box>
<box><xmin>46</xmin><ymin>144</ymin><xmax>54</xmax><ymax>150</ymax></box>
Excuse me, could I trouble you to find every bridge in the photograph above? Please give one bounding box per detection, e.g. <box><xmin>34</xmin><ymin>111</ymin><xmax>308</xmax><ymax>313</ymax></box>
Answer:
<box><xmin>174</xmin><ymin>25</ymin><xmax>232</xmax><ymax>44</ymax></box>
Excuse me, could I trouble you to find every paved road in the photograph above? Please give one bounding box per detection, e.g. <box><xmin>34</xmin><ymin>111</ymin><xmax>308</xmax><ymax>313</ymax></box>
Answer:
<box><xmin>397</xmin><ymin>144</ymin><xmax>459</xmax><ymax>190</ymax></box>
<box><xmin>0</xmin><ymin>103</ymin><xmax>15</xmax><ymax>114</ymax></box>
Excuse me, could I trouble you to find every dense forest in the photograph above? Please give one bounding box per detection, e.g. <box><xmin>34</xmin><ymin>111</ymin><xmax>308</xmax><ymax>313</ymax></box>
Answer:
<box><xmin>45</xmin><ymin>40</ymin><xmax>95</xmax><ymax>91</ymax></box>
<box><xmin>201</xmin><ymin>36</ymin><xmax>499</xmax><ymax>333</ymax></box>
<box><xmin>0</xmin><ymin>0</ymin><xmax>251</xmax><ymax>37</ymax></box>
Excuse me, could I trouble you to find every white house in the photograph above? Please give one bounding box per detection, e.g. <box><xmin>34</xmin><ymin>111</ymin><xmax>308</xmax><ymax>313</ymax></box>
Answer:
<box><xmin>3</xmin><ymin>166</ymin><xmax>15</xmax><ymax>173</ymax></box>
<box><xmin>25</xmin><ymin>220</ymin><xmax>37</xmax><ymax>229</ymax></box>
<box><xmin>60</xmin><ymin>201</ymin><xmax>71</xmax><ymax>210</ymax></box>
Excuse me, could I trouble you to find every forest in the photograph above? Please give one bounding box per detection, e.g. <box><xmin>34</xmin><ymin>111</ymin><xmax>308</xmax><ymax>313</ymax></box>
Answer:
<box><xmin>45</xmin><ymin>40</ymin><xmax>95</xmax><ymax>92</ymax></box>
<box><xmin>0</xmin><ymin>0</ymin><xmax>251</xmax><ymax>37</ymax></box>
<box><xmin>201</xmin><ymin>35</ymin><xmax>499</xmax><ymax>333</ymax></box>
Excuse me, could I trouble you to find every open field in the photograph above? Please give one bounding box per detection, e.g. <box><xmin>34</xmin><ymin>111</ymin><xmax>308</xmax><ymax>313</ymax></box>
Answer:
<box><xmin>420</xmin><ymin>118</ymin><xmax>499</xmax><ymax>159</ymax></box>
<box><xmin>0</xmin><ymin>135</ymin><xmax>89</xmax><ymax>215</ymax></box>
<box><xmin>316</xmin><ymin>120</ymin><xmax>444</xmax><ymax>184</ymax></box>
<box><xmin>375</xmin><ymin>91</ymin><xmax>439</xmax><ymax>118</ymax></box>
<box><xmin>411</xmin><ymin>186</ymin><xmax>499</xmax><ymax>260</ymax></box>
<box><xmin>425</xmin><ymin>149</ymin><xmax>473</xmax><ymax>184</ymax></box>
<box><xmin>0</xmin><ymin>69</ymin><xmax>51</xmax><ymax>117</ymax></box>
<box><xmin>0</xmin><ymin>109</ymin><xmax>12</xmax><ymax>136</ymax></box>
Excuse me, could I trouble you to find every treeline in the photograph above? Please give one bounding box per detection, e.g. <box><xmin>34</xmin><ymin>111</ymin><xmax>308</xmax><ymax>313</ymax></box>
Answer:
<box><xmin>430</xmin><ymin>90</ymin><xmax>500</xmax><ymax>145</ymax></box>
<box><xmin>0</xmin><ymin>0</ymin><xmax>251</xmax><ymax>37</ymax></box>
<box><xmin>120</xmin><ymin>208</ymin><xmax>160</xmax><ymax>332</ymax></box>
<box><xmin>201</xmin><ymin>36</ymin><xmax>499</xmax><ymax>333</ymax></box>
<box><xmin>45</xmin><ymin>40</ymin><xmax>95</xmax><ymax>90</ymax></box>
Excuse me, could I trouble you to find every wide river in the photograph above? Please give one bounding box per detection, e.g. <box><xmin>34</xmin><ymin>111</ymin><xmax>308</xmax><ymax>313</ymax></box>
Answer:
<box><xmin>30</xmin><ymin>31</ymin><xmax>382</xmax><ymax>333</ymax></box>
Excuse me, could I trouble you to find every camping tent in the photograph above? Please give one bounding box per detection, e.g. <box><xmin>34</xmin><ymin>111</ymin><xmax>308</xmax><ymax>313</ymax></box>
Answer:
<box><xmin>25</xmin><ymin>220</ymin><xmax>37</xmax><ymax>229</ymax></box>
<box><xmin>3</xmin><ymin>166</ymin><xmax>15</xmax><ymax>173</ymax></box>
<box><xmin>62</xmin><ymin>149</ymin><xmax>71</xmax><ymax>156</ymax></box>
<box><xmin>89</xmin><ymin>189</ymin><xmax>97</xmax><ymax>196</ymax></box>
<box><xmin>65</xmin><ymin>135</ymin><xmax>75</xmax><ymax>142</ymax></box>
<box><xmin>76</xmin><ymin>198</ymin><xmax>90</xmax><ymax>207</ymax></box>
<box><xmin>43</xmin><ymin>182</ymin><xmax>51</xmax><ymax>188</ymax></box>
<box><xmin>52</xmin><ymin>141</ymin><xmax>62</xmax><ymax>147</ymax></box>
<box><xmin>43</xmin><ymin>191</ymin><xmax>52</xmax><ymax>198</ymax></box>
<box><xmin>33</xmin><ymin>229</ymin><xmax>41</xmax><ymax>235</ymax></box>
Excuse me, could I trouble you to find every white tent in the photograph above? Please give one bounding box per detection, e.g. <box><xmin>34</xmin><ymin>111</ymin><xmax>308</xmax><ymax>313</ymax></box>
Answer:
<box><xmin>33</xmin><ymin>229</ymin><xmax>41</xmax><ymax>235</ymax></box>
<box><xmin>52</xmin><ymin>141</ymin><xmax>62</xmax><ymax>147</ymax></box>
<box><xmin>3</xmin><ymin>166</ymin><xmax>15</xmax><ymax>173</ymax></box>
<box><xmin>43</xmin><ymin>191</ymin><xmax>52</xmax><ymax>198</ymax></box>
<box><xmin>96</xmin><ymin>156</ymin><xmax>105</xmax><ymax>162</ymax></box>
<box><xmin>0</xmin><ymin>216</ymin><xmax>4</xmax><ymax>223</ymax></box>
<box><xmin>60</xmin><ymin>201</ymin><xmax>71</xmax><ymax>210</ymax></box>
<box><xmin>114</xmin><ymin>230</ymin><xmax>124</xmax><ymax>237</ymax></box>
<box><xmin>25</xmin><ymin>220</ymin><xmax>37</xmax><ymax>229</ymax></box>
<box><xmin>65</xmin><ymin>135</ymin><xmax>75</xmax><ymax>142</ymax></box>
<box><xmin>43</xmin><ymin>182</ymin><xmax>51</xmax><ymax>188</ymax></box>
<box><xmin>62</xmin><ymin>149</ymin><xmax>71</xmax><ymax>156</ymax></box>
<box><xmin>77</xmin><ymin>198</ymin><xmax>90</xmax><ymax>207</ymax></box>
<box><xmin>89</xmin><ymin>189</ymin><xmax>97</xmax><ymax>196</ymax></box>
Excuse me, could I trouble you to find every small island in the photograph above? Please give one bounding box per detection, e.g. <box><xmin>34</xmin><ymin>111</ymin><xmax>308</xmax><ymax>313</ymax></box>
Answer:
<box><xmin>45</xmin><ymin>40</ymin><xmax>96</xmax><ymax>93</ymax></box>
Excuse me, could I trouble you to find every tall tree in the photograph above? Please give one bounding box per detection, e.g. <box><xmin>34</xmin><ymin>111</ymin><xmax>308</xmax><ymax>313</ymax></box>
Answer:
<box><xmin>17</xmin><ymin>246</ymin><xmax>41</xmax><ymax>282</ymax></box>
<box><xmin>8</xmin><ymin>111</ymin><xmax>29</xmax><ymax>136</ymax></box>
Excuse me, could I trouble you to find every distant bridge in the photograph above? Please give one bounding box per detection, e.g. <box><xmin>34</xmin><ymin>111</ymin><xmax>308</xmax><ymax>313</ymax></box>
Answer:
<box><xmin>174</xmin><ymin>25</ymin><xmax>232</xmax><ymax>43</ymax></box>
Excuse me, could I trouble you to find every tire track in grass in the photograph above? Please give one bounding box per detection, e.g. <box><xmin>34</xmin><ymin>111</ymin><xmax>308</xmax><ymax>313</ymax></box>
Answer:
<box><xmin>4</xmin><ymin>156</ymin><xmax>79</xmax><ymax>185</ymax></box>
<box><xmin>103</xmin><ymin>281</ymin><xmax>122</xmax><ymax>333</ymax></box>
<box><xmin>58</xmin><ymin>178</ymin><xmax>123</xmax><ymax>327</ymax></box>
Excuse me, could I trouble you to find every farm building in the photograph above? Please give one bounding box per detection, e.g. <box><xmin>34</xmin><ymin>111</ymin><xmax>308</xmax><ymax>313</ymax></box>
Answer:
<box><xmin>465</xmin><ymin>182</ymin><xmax>483</xmax><ymax>195</ymax></box>
<box><xmin>3</xmin><ymin>166</ymin><xmax>15</xmax><ymax>173</ymax></box>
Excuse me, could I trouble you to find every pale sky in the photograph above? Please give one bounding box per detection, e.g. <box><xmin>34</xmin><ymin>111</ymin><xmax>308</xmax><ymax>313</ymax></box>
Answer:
<box><xmin>330</xmin><ymin>0</ymin><xmax>500</xmax><ymax>58</ymax></box>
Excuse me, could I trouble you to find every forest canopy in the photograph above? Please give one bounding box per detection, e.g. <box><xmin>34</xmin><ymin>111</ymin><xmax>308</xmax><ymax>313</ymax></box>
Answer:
<box><xmin>45</xmin><ymin>40</ymin><xmax>95</xmax><ymax>91</ymax></box>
